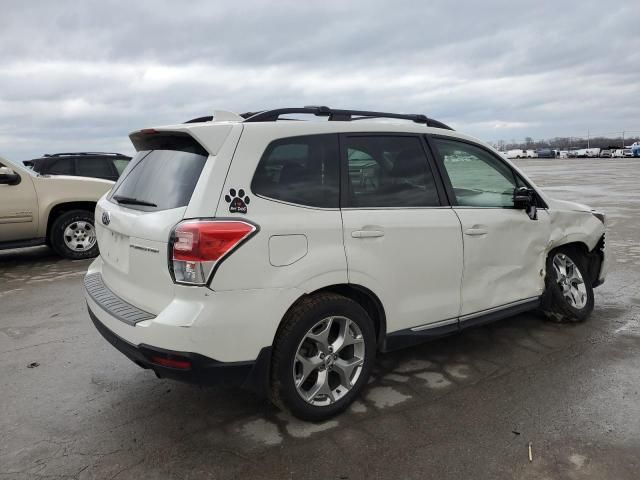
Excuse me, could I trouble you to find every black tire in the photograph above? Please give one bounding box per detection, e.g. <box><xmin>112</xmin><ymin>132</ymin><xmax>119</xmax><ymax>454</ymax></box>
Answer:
<box><xmin>49</xmin><ymin>210</ymin><xmax>99</xmax><ymax>260</ymax></box>
<box><xmin>269</xmin><ymin>293</ymin><xmax>376</xmax><ymax>421</ymax></box>
<box><xmin>540</xmin><ymin>246</ymin><xmax>594</xmax><ymax>323</ymax></box>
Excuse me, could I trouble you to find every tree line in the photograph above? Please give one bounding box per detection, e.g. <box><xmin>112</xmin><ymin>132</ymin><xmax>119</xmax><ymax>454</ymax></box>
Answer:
<box><xmin>490</xmin><ymin>135</ymin><xmax>640</xmax><ymax>151</ymax></box>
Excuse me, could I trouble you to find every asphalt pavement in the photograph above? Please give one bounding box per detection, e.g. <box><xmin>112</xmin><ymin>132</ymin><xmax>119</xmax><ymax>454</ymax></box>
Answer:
<box><xmin>1</xmin><ymin>157</ymin><xmax>638</xmax><ymax>479</ymax></box>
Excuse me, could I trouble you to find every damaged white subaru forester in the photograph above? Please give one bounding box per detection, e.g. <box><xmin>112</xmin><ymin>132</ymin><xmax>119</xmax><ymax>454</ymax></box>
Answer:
<box><xmin>85</xmin><ymin>107</ymin><xmax>607</xmax><ymax>420</ymax></box>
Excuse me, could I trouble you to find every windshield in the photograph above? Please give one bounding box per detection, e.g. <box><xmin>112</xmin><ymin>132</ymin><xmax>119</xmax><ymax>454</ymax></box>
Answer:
<box><xmin>108</xmin><ymin>149</ymin><xmax>207</xmax><ymax>211</ymax></box>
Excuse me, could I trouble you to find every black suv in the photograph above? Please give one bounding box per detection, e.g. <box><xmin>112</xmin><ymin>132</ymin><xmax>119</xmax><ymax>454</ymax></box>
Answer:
<box><xmin>24</xmin><ymin>152</ymin><xmax>131</xmax><ymax>181</ymax></box>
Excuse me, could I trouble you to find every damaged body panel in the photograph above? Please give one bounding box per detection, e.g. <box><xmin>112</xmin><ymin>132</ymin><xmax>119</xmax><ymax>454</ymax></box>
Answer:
<box><xmin>544</xmin><ymin>198</ymin><xmax>607</xmax><ymax>286</ymax></box>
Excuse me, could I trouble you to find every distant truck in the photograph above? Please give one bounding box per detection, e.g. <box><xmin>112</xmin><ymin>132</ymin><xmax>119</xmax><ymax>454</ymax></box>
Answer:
<box><xmin>632</xmin><ymin>142</ymin><xmax>640</xmax><ymax>157</ymax></box>
<box><xmin>575</xmin><ymin>148</ymin><xmax>600</xmax><ymax>158</ymax></box>
<box><xmin>507</xmin><ymin>149</ymin><xmax>526</xmax><ymax>159</ymax></box>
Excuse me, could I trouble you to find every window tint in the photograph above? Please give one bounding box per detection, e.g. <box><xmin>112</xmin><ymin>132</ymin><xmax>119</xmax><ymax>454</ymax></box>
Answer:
<box><xmin>345</xmin><ymin>136</ymin><xmax>439</xmax><ymax>208</ymax></box>
<box><xmin>433</xmin><ymin>138</ymin><xmax>517</xmax><ymax>207</ymax></box>
<box><xmin>46</xmin><ymin>158</ymin><xmax>74</xmax><ymax>175</ymax></box>
<box><xmin>110</xmin><ymin>150</ymin><xmax>207</xmax><ymax>211</ymax></box>
<box><xmin>112</xmin><ymin>158</ymin><xmax>130</xmax><ymax>176</ymax></box>
<box><xmin>251</xmin><ymin>134</ymin><xmax>339</xmax><ymax>208</ymax></box>
<box><xmin>76</xmin><ymin>158</ymin><xmax>116</xmax><ymax>180</ymax></box>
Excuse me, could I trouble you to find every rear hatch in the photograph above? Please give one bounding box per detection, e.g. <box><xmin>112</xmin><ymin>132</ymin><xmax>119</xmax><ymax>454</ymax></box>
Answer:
<box><xmin>95</xmin><ymin>130</ymin><xmax>220</xmax><ymax>314</ymax></box>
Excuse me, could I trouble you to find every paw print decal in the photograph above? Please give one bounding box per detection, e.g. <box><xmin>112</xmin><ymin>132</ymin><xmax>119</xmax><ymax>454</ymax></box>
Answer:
<box><xmin>225</xmin><ymin>188</ymin><xmax>250</xmax><ymax>214</ymax></box>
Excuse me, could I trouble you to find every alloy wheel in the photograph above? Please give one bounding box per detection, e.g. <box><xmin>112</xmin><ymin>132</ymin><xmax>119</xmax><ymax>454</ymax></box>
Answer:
<box><xmin>293</xmin><ymin>316</ymin><xmax>365</xmax><ymax>406</ymax></box>
<box><xmin>552</xmin><ymin>253</ymin><xmax>587</xmax><ymax>309</ymax></box>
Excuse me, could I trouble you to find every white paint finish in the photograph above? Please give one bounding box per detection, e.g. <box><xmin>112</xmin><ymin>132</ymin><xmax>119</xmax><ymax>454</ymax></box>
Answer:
<box><xmin>366</xmin><ymin>386</ymin><xmax>411</xmax><ymax>408</ymax></box>
<box><xmin>185</xmin><ymin>124</ymin><xmax>243</xmax><ymax>219</ymax></box>
<box><xmin>269</xmin><ymin>234</ymin><xmax>308</xmax><ymax>266</ymax></box>
<box><xmin>211</xmin><ymin>125</ymin><xmax>347</xmax><ymax>292</ymax></box>
<box><xmin>414</xmin><ymin>371</ymin><xmax>453</xmax><ymax>389</ymax></box>
<box><xmin>95</xmin><ymin>199</ymin><xmax>186</xmax><ymax>314</ymax></box>
<box><xmin>454</xmin><ymin>208</ymin><xmax>551</xmax><ymax>315</ymax></box>
<box><xmin>343</xmin><ymin>208</ymin><xmax>463</xmax><ymax>332</ymax></box>
<box><xmin>86</xmin><ymin>258</ymin><xmax>302</xmax><ymax>361</ymax></box>
<box><xmin>239</xmin><ymin>419</ymin><xmax>282</xmax><ymax>446</ymax></box>
<box><xmin>83</xmin><ymin>117</ymin><xmax>609</xmax><ymax>400</ymax></box>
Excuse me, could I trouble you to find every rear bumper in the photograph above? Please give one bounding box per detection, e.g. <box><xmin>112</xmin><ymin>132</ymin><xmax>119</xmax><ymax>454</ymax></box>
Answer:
<box><xmin>88</xmin><ymin>305</ymin><xmax>271</xmax><ymax>392</ymax></box>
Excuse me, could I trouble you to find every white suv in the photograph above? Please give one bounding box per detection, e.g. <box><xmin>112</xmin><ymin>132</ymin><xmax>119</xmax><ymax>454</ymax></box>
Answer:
<box><xmin>85</xmin><ymin>107</ymin><xmax>607</xmax><ymax>420</ymax></box>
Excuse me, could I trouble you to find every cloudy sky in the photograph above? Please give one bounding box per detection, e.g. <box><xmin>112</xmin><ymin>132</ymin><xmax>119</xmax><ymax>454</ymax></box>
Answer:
<box><xmin>1</xmin><ymin>0</ymin><xmax>639</xmax><ymax>160</ymax></box>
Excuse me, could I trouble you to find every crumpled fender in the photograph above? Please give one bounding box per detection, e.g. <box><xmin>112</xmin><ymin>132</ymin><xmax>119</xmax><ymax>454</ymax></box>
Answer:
<box><xmin>545</xmin><ymin>198</ymin><xmax>605</xmax><ymax>253</ymax></box>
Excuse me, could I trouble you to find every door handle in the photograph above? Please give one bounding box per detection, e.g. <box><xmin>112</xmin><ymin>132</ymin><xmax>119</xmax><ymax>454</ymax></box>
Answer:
<box><xmin>352</xmin><ymin>230</ymin><xmax>385</xmax><ymax>238</ymax></box>
<box><xmin>464</xmin><ymin>227</ymin><xmax>488</xmax><ymax>236</ymax></box>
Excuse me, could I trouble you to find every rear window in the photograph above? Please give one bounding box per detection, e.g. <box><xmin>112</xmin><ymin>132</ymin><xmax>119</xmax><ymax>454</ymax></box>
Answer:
<box><xmin>251</xmin><ymin>134</ymin><xmax>340</xmax><ymax>208</ymax></box>
<box><xmin>109</xmin><ymin>133</ymin><xmax>208</xmax><ymax>211</ymax></box>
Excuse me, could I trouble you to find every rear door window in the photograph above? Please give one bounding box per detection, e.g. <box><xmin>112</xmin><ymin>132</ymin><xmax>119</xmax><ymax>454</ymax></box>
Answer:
<box><xmin>251</xmin><ymin>134</ymin><xmax>340</xmax><ymax>208</ymax></box>
<box><xmin>45</xmin><ymin>158</ymin><xmax>75</xmax><ymax>175</ymax></box>
<box><xmin>109</xmin><ymin>134</ymin><xmax>208</xmax><ymax>211</ymax></box>
<box><xmin>344</xmin><ymin>135</ymin><xmax>440</xmax><ymax>208</ymax></box>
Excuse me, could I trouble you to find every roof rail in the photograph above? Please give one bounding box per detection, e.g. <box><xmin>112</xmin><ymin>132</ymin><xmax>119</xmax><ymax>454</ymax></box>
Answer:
<box><xmin>43</xmin><ymin>152</ymin><xmax>128</xmax><ymax>157</ymax></box>
<box><xmin>241</xmin><ymin>106</ymin><xmax>453</xmax><ymax>130</ymax></box>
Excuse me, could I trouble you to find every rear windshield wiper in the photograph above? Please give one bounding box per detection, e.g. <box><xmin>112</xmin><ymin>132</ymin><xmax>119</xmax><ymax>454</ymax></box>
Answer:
<box><xmin>112</xmin><ymin>195</ymin><xmax>157</xmax><ymax>207</ymax></box>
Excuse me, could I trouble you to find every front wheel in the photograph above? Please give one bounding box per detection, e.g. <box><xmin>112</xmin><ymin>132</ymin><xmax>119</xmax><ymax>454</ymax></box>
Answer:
<box><xmin>269</xmin><ymin>293</ymin><xmax>376</xmax><ymax>421</ymax></box>
<box><xmin>50</xmin><ymin>210</ymin><xmax>99</xmax><ymax>259</ymax></box>
<box><xmin>540</xmin><ymin>247</ymin><xmax>594</xmax><ymax>322</ymax></box>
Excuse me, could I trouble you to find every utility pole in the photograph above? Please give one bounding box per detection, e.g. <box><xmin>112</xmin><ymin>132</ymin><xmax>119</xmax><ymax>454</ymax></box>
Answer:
<box><xmin>622</xmin><ymin>131</ymin><xmax>625</xmax><ymax>148</ymax></box>
<box><xmin>587</xmin><ymin>129</ymin><xmax>590</xmax><ymax>148</ymax></box>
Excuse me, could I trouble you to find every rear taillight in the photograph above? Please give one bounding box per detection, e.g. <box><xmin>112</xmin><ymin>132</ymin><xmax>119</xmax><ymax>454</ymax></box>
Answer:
<box><xmin>170</xmin><ymin>220</ymin><xmax>257</xmax><ymax>285</ymax></box>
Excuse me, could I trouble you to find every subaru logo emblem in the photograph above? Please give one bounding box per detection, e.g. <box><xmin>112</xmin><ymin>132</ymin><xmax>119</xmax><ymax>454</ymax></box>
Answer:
<box><xmin>101</xmin><ymin>211</ymin><xmax>110</xmax><ymax>226</ymax></box>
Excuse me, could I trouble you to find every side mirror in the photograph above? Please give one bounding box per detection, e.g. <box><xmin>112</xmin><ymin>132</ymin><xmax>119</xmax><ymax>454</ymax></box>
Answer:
<box><xmin>513</xmin><ymin>187</ymin><xmax>537</xmax><ymax>220</ymax></box>
<box><xmin>0</xmin><ymin>166</ymin><xmax>21</xmax><ymax>185</ymax></box>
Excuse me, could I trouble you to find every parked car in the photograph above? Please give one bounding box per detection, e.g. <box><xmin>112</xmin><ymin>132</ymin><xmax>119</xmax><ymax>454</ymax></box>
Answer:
<box><xmin>623</xmin><ymin>148</ymin><xmax>634</xmax><ymax>157</ymax></box>
<box><xmin>0</xmin><ymin>156</ymin><xmax>114</xmax><ymax>259</ymax></box>
<box><xmin>600</xmin><ymin>149</ymin><xmax>612</xmax><ymax>158</ymax></box>
<box><xmin>85</xmin><ymin>106</ymin><xmax>607</xmax><ymax>421</ymax></box>
<box><xmin>24</xmin><ymin>152</ymin><xmax>131</xmax><ymax>181</ymax></box>
<box><xmin>536</xmin><ymin>148</ymin><xmax>556</xmax><ymax>159</ymax></box>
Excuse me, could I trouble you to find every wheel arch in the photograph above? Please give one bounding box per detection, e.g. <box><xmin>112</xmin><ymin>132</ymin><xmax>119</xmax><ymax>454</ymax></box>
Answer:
<box><xmin>46</xmin><ymin>201</ymin><xmax>97</xmax><ymax>242</ymax></box>
<box><xmin>546</xmin><ymin>238</ymin><xmax>604</xmax><ymax>287</ymax></box>
<box><xmin>278</xmin><ymin>284</ymin><xmax>387</xmax><ymax>351</ymax></box>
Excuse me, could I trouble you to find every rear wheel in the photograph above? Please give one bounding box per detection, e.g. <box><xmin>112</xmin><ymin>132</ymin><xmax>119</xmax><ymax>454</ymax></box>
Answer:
<box><xmin>50</xmin><ymin>210</ymin><xmax>99</xmax><ymax>259</ymax></box>
<box><xmin>541</xmin><ymin>247</ymin><xmax>594</xmax><ymax>322</ymax></box>
<box><xmin>269</xmin><ymin>293</ymin><xmax>376</xmax><ymax>421</ymax></box>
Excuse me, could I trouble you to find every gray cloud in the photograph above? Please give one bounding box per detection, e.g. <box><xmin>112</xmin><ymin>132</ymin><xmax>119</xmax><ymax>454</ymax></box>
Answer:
<box><xmin>1</xmin><ymin>0</ymin><xmax>639</xmax><ymax>160</ymax></box>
